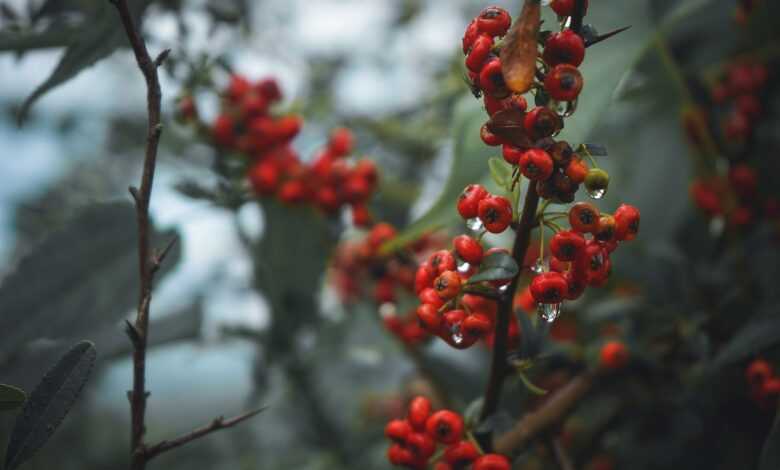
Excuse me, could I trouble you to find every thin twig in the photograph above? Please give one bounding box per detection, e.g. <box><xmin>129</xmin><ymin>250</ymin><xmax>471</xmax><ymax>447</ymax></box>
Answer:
<box><xmin>144</xmin><ymin>408</ymin><xmax>267</xmax><ymax>460</ymax></box>
<box><xmin>493</xmin><ymin>370</ymin><xmax>596</xmax><ymax>455</ymax></box>
<box><xmin>571</xmin><ymin>0</ymin><xmax>587</xmax><ymax>34</ymax></box>
<box><xmin>477</xmin><ymin>184</ymin><xmax>540</xmax><ymax>449</ymax></box>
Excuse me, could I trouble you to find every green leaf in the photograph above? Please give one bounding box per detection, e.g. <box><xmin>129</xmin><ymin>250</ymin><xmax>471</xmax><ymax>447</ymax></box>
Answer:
<box><xmin>4</xmin><ymin>340</ymin><xmax>96</xmax><ymax>470</ymax></box>
<box><xmin>0</xmin><ymin>384</ymin><xmax>27</xmax><ymax>411</ymax></box>
<box><xmin>16</xmin><ymin>1</ymin><xmax>150</xmax><ymax>123</ymax></box>
<box><xmin>0</xmin><ymin>202</ymin><xmax>180</xmax><ymax>359</ymax></box>
<box><xmin>488</xmin><ymin>157</ymin><xmax>513</xmax><ymax>191</ymax></box>
<box><xmin>713</xmin><ymin>311</ymin><xmax>780</xmax><ymax>367</ymax></box>
<box><xmin>467</xmin><ymin>251</ymin><xmax>519</xmax><ymax>283</ymax></box>
<box><xmin>380</xmin><ymin>95</ymin><xmax>494</xmax><ymax>253</ymax></box>
<box><xmin>760</xmin><ymin>409</ymin><xmax>780</xmax><ymax>470</ymax></box>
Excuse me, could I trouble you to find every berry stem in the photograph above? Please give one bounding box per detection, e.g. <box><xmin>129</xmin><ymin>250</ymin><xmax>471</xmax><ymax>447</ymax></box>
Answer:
<box><xmin>477</xmin><ymin>183</ymin><xmax>540</xmax><ymax>446</ymax></box>
<box><xmin>570</xmin><ymin>0</ymin><xmax>587</xmax><ymax>34</ymax></box>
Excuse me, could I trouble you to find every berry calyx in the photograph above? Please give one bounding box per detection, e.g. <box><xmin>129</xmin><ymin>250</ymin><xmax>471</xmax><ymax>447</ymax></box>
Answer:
<box><xmin>476</xmin><ymin>6</ymin><xmax>512</xmax><ymax>37</ymax></box>
<box><xmin>550</xmin><ymin>230</ymin><xmax>586</xmax><ymax>261</ymax></box>
<box><xmin>519</xmin><ymin>148</ymin><xmax>555</xmax><ymax>181</ymax></box>
<box><xmin>425</xmin><ymin>410</ymin><xmax>464</xmax><ymax>444</ymax></box>
<box><xmin>478</xmin><ymin>195</ymin><xmax>513</xmax><ymax>233</ymax></box>
<box><xmin>544</xmin><ymin>64</ymin><xmax>584</xmax><ymax>101</ymax></box>
<box><xmin>569</xmin><ymin>202</ymin><xmax>601</xmax><ymax>233</ymax></box>
<box><xmin>434</xmin><ymin>270</ymin><xmax>462</xmax><ymax>300</ymax></box>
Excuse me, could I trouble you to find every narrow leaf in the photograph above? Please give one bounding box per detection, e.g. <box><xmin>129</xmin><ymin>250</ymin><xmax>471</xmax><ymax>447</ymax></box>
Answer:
<box><xmin>468</xmin><ymin>251</ymin><xmax>519</xmax><ymax>283</ymax></box>
<box><xmin>0</xmin><ymin>384</ymin><xmax>27</xmax><ymax>411</ymax></box>
<box><xmin>713</xmin><ymin>312</ymin><xmax>780</xmax><ymax>367</ymax></box>
<box><xmin>517</xmin><ymin>370</ymin><xmax>547</xmax><ymax>396</ymax></box>
<box><xmin>580</xmin><ymin>143</ymin><xmax>608</xmax><ymax>157</ymax></box>
<box><xmin>4</xmin><ymin>340</ymin><xmax>97</xmax><ymax>470</ymax></box>
<box><xmin>488</xmin><ymin>157</ymin><xmax>513</xmax><ymax>190</ymax></box>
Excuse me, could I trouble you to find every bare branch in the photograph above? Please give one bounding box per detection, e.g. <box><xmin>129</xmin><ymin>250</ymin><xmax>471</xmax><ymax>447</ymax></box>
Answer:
<box><xmin>144</xmin><ymin>408</ymin><xmax>266</xmax><ymax>460</ymax></box>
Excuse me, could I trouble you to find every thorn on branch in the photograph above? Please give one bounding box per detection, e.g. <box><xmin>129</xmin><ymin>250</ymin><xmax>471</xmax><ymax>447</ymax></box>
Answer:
<box><xmin>154</xmin><ymin>49</ymin><xmax>171</xmax><ymax>67</ymax></box>
<box><xmin>150</xmin><ymin>236</ymin><xmax>179</xmax><ymax>274</ymax></box>
<box><xmin>585</xmin><ymin>25</ymin><xmax>632</xmax><ymax>48</ymax></box>
<box><xmin>125</xmin><ymin>319</ymin><xmax>142</xmax><ymax>347</ymax></box>
<box><xmin>129</xmin><ymin>186</ymin><xmax>141</xmax><ymax>204</ymax></box>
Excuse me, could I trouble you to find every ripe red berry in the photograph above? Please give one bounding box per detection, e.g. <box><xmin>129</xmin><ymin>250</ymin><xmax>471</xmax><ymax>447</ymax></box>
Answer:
<box><xmin>479</xmin><ymin>57</ymin><xmax>507</xmax><ymax>96</ymax></box>
<box><xmin>462</xmin><ymin>313</ymin><xmax>493</xmax><ymax>340</ymax></box>
<box><xmin>434</xmin><ymin>270</ymin><xmax>462</xmax><ymax>300</ymax></box>
<box><xmin>550</xmin><ymin>230</ymin><xmax>586</xmax><ymax>261</ymax></box>
<box><xmin>463</xmin><ymin>19</ymin><xmax>480</xmax><ymax>54</ymax></box>
<box><xmin>406</xmin><ymin>432</ymin><xmax>436</xmax><ymax>460</ymax></box>
<box><xmin>429</xmin><ymin>250</ymin><xmax>457</xmax><ymax>274</ymax></box>
<box><xmin>415</xmin><ymin>264</ymin><xmax>436</xmax><ymax>294</ymax></box>
<box><xmin>419</xmin><ymin>287</ymin><xmax>445</xmax><ymax>309</ymax></box>
<box><xmin>473</xmin><ymin>454</ymin><xmax>512</xmax><ymax>470</ymax></box>
<box><xmin>417</xmin><ymin>303</ymin><xmax>441</xmax><ymax>332</ymax></box>
<box><xmin>519</xmin><ymin>148</ymin><xmax>554</xmax><ymax>181</ymax></box>
<box><xmin>327</xmin><ymin>127</ymin><xmax>354</xmax><ymax>157</ymax></box>
<box><xmin>176</xmin><ymin>95</ymin><xmax>197</xmax><ymax>121</ymax></box>
<box><xmin>746</xmin><ymin>359</ymin><xmax>773</xmax><ymax>388</ymax></box>
<box><xmin>278</xmin><ymin>179</ymin><xmax>307</xmax><ymax>204</ymax></box>
<box><xmin>736</xmin><ymin>94</ymin><xmax>762</xmax><ymax>120</ymax></box>
<box><xmin>502</xmin><ymin>144</ymin><xmax>524</xmax><ymax>164</ymax></box>
<box><xmin>443</xmin><ymin>309</ymin><xmax>467</xmax><ymax>332</ymax></box>
<box><xmin>240</xmin><ymin>93</ymin><xmax>268</xmax><ymax>119</ymax></box>
<box><xmin>465</xmin><ymin>34</ymin><xmax>494</xmax><ymax>72</ymax></box>
<box><xmin>314</xmin><ymin>186</ymin><xmax>341</xmax><ymax>213</ymax></box>
<box><xmin>458</xmin><ymin>184</ymin><xmax>490</xmax><ymax>219</ymax></box>
<box><xmin>569</xmin><ymin>202</ymin><xmax>601</xmax><ymax>233</ymax></box>
<box><xmin>543</xmin><ymin>29</ymin><xmax>585</xmax><ymax>67</ymax></box>
<box><xmin>566</xmin><ymin>158</ymin><xmax>588</xmax><ymax>184</ymax></box>
<box><xmin>544</xmin><ymin>64</ymin><xmax>584</xmax><ymax>101</ymax></box>
<box><xmin>763</xmin><ymin>378</ymin><xmax>780</xmax><ymax>398</ymax></box>
<box><xmin>600</xmin><ymin>341</ymin><xmax>629</xmax><ymax>369</ymax></box>
<box><xmin>614</xmin><ymin>204</ymin><xmax>640</xmax><ymax>241</ymax></box>
<box><xmin>728</xmin><ymin>163</ymin><xmax>758</xmax><ymax>198</ymax></box>
<box><xmin>594</xmin><ymin>215</ymin><xmax>617</xmax><ymax>243</ymax></box>
<box><xmin>212</xmin><ymin>113</ymin><xmax>236</xmax><ymax>147</ymax></box>
<box><xmin>453</xmin><ymin>235</ymin><xmax>484</xmax><ymax>264</ymax></box>
<box><xmin>248</xmin><ymin>160</ymin><xmax>279</xmax><ymax>195</ymax></box>
<box><xmin>444</xmin><ymin>440</ymin><xmax>480</xmax><ymax>466</ymax></box>
<box><xmin>256</xmin><ymin>77</ymin><xmax>282</xmax><ymax>102</ymax></box>
<box><xmin>690</xmin><ymin>180</ymin><xmax>722</xmax><ymax>215</ymax></box>
<box><xmin>385</xmin><ymin>419</ymin><xmax>412</xmax><ymax>443</ymax></box>
<box><xmin>530</xmin><ymin>272</ymin><xmax>569</xmax><ymax>304</ymax></box>
<box><xmin>476</xmin><ymin>6</ymin><xmax>512</xmax><ymax>37</ymax></box>
<box><xmin>478</xmin><ymin>195</ymin><xmax>513</xmax><ymax>233</ymax></box>
<box><xmin>407</xmin><ymin>396</ymin><xmax>432</xmax><ymax>431</ymax></box>
<box><xmin>523</xmin><ymin>106</ymin><xmax>563</xmax><ymax>140</ymax></box>
<box><xmin>481</xmin><ymin>124</ymin><xmax>504</xmax><ymax>146</ymax></box>
<box><xmin>368</xmin><ymin>223</ymin><xmax>397</xmax><ymax>250</ymax></box>
<box><xmin>564</xmin><ymin>270</ymin><xmax>587</xmax><ymax>300</ymax></box>
<box><xmin>387</xmin><ymin>443</ymin><xmax>414</xmax><ymax>466</ymax></box>
<box><xmin>550</xmin><ymin>0</ymin><xmax>589</xmax><ymax>16</ymax></box>
<box><xmin>226</xmin><ymin>74</ymin><xmax>252</xmax><ymax>103</ymax></box>
<box><xmin>351</xmin><ymin>203</ymin><xmax>372</xmax><ymax>227</ymax></box>
<box><xmin>425</xmin><ymin>410</ymin><xmax>464</xmax><ymax>444</ymax></box>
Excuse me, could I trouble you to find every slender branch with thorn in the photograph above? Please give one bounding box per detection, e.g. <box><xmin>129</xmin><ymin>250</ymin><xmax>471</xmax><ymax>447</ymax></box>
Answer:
<box><xmin>108</xmin><ymin>1</ymin><xmax>262</xmax><ymax>468</ymax></box>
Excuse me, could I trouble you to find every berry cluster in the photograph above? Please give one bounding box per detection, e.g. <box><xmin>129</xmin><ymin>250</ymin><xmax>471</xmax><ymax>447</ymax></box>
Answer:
<box><xmin>687</xmin><ymin>61</ymin><xmax>778</xmax><ymax>230</ymax></box>
<box><xmin>204</xmin><ymin>74</ymin><xmax>377</xmax><ymax>223</ymax></box>
<box><xmin>385</xmin><ymin>396</ymin><xmax>511</xmax><ymax>470</ymax></box>
<box><xmin>413</xmin><ymin>238</ymin><xmax>520</xmax><ymax>349</ymax></box>
<box><xmin>746</xmin><ymin>359</ymin><xmax>780</xmax><ymax>408</ymax></box>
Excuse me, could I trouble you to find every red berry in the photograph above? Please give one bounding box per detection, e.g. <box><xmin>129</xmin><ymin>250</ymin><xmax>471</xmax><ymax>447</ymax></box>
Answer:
<box><xmin>374</xmin><ymin>277</ymin><xmax>396</xmax><ymax>303</ymax></box>
<box><xmin>417</xmin><ymin>303</ymin><xmax>441</xmax><ymax>332</ymax></box>
<box><xmin>176</xmin><ymin>95</ymin><xmax>197</xmax><ymax>121</ymax></box>
<box><xmin>443</xmin><ymin>309</ymin><xmax>467</xmax><ymax>333</ymax></box>
<box><xmin>523</xmin><ymin>106</ymin><xmax>563</xmax><ymax>140</ymax></box>
<box><xmin>387</xmin><ymin>443</ymin><xmax>414</xmax><ymax>466</ymax></box>
<box><xmin>463</xmin><ymin>19</ymin><xmax>480</xmax><ymax>54</ymax></box>
<box><xmin>730</xmin><ymin>206</ymin><xmax>753</xmax><ymax>227</ymax></box>
<box><xmin>212</xmin><ymin>113</ymin><xmax>236</xmax><ymax>147</ymax></box>
<box><xmin>465</xmin><ymin>34</ymin><xmax>494</xmax><ymax>72</ymax></box>
<box><xmin>434</xmin><ymin>270</ymin><xmax>462</xmax><ymax>300</ymax></box>
<box><xmin>473</xmin><ymin>454</ymin><xmax>511</xmax><ymax>470</ymax></box>
<box><xmin>444</xmin><ymin>441</ymin><xmax>480</xmax><ymax>466</ymax></box>
<box><xmin>725</xmin><ymin>111</ymin><xmax>750</xmax><ymax>140</ymax></box>
<box><xmin>278</xmin><ymin>179</ymin><xmax>307</xmax><ymax>204</ymax></box>
<box><xmin>240</xmin><ymin>93</ymin><xmax>268</xmax><ymax>119</ymax></box>
<box><xmin>385</xmin><ymin>419</ymin><xmax>412</xmax><ymax>443</ymax></box>
<box><xmin>564</xmin><ymin>270</ymin><xmax>587</xmax><ymax>300</ymax></box>
<box><xmin>544</xmin><ymin>64</ymin><xmax>584</xmax><ymax>101</ymax></box>
<box><xmin>746</xmin><ymin>359</ymin><xmax>773</xmax><ymax>388</ymax></box>
<box><xmin>429</xmin><ymin>250</ymin><xmax>457</xmax><ymax>274</ymax></box>
<box><xmin>476</xmin><ymin>6</ymin><xmax>512</xmax><ymax>37</ymax></box>
<box><xmin>614</xmin><ymin>204</ymin><xmax>640</xmax><ymax>241</ymax></box>
<box><xmin>479</xmin><ymin>57</ymin><xmax>507</xmax><ymax>96</ymax></box>
<box><xmin>415</xmin><ymin>264</ymin><xmax>436</xmax><ymax>294</ymax></box>
<box><xmin>550</xmin><ymin>0</ymin><xmax>589</xmax><ymax>16</ymax></box>
<box><xmin>226</xmin><ymin>74</ymin><xmax>252</xmax><ymax>103</ymax></box>
<box><xmin>565</xmin><ymin>158</ymin><xmax>588</xmax><ymax>184</ymax></box>
<box><xmin>736</xmin><ymin>94</ymin><xmax>762</xmax><ymax>120</ymax></box>
<box><xmin>763</xmin><ymin>378</ymin><xmax>780</xmax><ymax>398</ymax></box>
<box><xmin>458</xmin><ymin>184</ymin><xmax>490</xmax><ymax>219</ymax></box>
<box><xmin>329</xmin><ymin>127</ymin><xmax>354</xmax><ymax>157</ymax></box>
<box><xmin>478</xmin><ymin>195</ymin><xmax>513</xmax><ymax>233</ymax></box>
<box><xmin>434</xmin><ymin>463</ymin><xmax>454</xmax><ymax>470</ymax></box>
<box><xmin>550</xmin><ymin>230</ymin><xmax>586</xmax><ymax>261</ymax></box>
<box><xmin>600</xmin><ymin>341</ymin><xmax>629</xmax><ymax>369</ymax></box>
<box><xmin>368</xmin><ymin>223</ymin><xmax>397</xmax><ymax>249</ymax></box>
<box><xmin>461</xmin><ymin>294</ymin><xmax>498</xmax><ymax>318</ymax></box>
<box><xmin>569</xmin><ymin>202</ymin><xmax>600</xmax><ymax>233</ymax></box>
<box><xmin>256</xmin><ymin>77</ymin><xmax>282</xmax><ymax>102</ymax></box>
<box><xmin>481</xmin><ymin>124</ymin><xmax>504</xmax><ymax>146</ymax></box>
<box><xmin>594</xmin><ymin>215</ymin><xmax>617</xmax><ymax>243</ymax></box>
<box><xmin>407</xmin><ymin>396</ymin><xmax>432</xmax><ymax>431</ymax></box>
<box><xmin>407</xmin><ymin>432</ymin><xmax>436</xmax><ymax>460</ymax></box>
<box><xmin>502</xmin><ymin>144</ymin><xmax>524</xmax><ymax>164</ymax></box>
<box><xmin>351</xmin><ymin>203</ymin><xmax>372</xmax><ymax>227</ymax></box>
<box><xmin>530</xmin><ymin>272</ymin><xmax>568</xmax><ymax>304</ymax></box>
<box><xmin>728</xmin><ymin>163</ymin><xmax>758</xmax><ymax>198</ymax></box>
<box><xmin>462</xmin><ymin>313</ymin><xmax>493</xmax><ymax>340</ymax></box>
<box><xmin>248</xmin><ymin>160</ymin><xmax>279</xmax><ymax>195</ymax></box>
<box><xmin>453</xmin><ymin>235</ymin><xmax>484</xmax><ymax>264</ymax></box>
<box><xmin>519</xmin><ymin>148</ymin><xmax>554</xmax><ymax>181</ymax></box>
<box><xmin>543</xmin><ymin>29</ymin><xmax>585</xmax><ymax>67</ymax></box>
<box><xmin>419</xmin><ymin>287</ymin><xmax>445</xmax><ymax>309</ymax></box>
<box><xmin>425</xmin><ymin>410</ymin><xmax>464</xmax><ymax>444</ymax></box>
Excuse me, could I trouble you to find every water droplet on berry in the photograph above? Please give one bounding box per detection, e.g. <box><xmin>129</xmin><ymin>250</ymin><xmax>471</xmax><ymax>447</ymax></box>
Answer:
<box><xmin>451</xmin><ymin>331</ymin><xmax>464</xmax><ymax>345</ymax></box>
<box><xmin>531</xmin><ymin>257</ymin><xmax>548</xmax><ymax>274</ymax></box>
<box><xmin>466</xmin><ymin>217</ymin><xmax>484</xmax><ymax>232</ymax></box>
<box><xmin>587</xmin><ymin>187</ymin><xmax>606</xmax><ymax>199</ymax></box>
<box><xmin>457</xmin><ymin>261</ymin><xmax>472</xmax><ymax>274</ymax></box>
<box><xmin>379</xmin><ymin>302</ymin><xmax>396</xmax><ymax>319</ymax></box>
<box><xmin>498</xmin><ymin>284</ymin><xmax>510</xmax><ymax>293</ymax></box>
<box><xmin>538</xmin><ymin>302</ymin><xmax>562</xmax><ymax>323</ymax></box>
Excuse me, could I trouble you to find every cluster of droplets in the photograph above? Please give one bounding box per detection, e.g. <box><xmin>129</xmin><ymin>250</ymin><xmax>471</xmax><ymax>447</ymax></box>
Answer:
<box><xmin>684</xmin><ymin>61</ymin><xmax>779</xmax><ymax>234</ymax></box>
<box><xmin>178</xmin><ymin>74</ymin><xmax>378</xmax><ymax>224</ymax></box>
<box><xmin>385</xmin><ymin>396</ymin><xmax>511</xmax><ymax>470</ymax></box>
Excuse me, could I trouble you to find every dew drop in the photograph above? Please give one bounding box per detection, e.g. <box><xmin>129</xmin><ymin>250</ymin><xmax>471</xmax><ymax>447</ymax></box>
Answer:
<box><xmin>457</xmin><ymin>261</ymin><xmax>472</xmax><ymax>274</ymax></box>
<box><xmin>538</xmin><ymin>302</ymin><xmax>562</xmax><ymax>323</ymax></box>
<box><xmin>709</xmin><ymin>216</ymin><xmax>725</xmax><ymax>237</ymax></box>
<box><xmin>587</xmin><ymin>187</ymin><xmax>606</xmax><ymax>200</ymax></box>
<box><xmin>379</xmin><ymin>302</ymin><xmax>396</xmax><ymax>319</ymax></box>
<box><xmin>531</xmin><ymin>258</ymin><xmax>548</xmax><ymax>274</ymax></box>
<box><xmin>498</xmin><ymin>284</ymin><xmax>510</xmax><ymax>293</ymax></box>
<box><xmin>466</xmin><ymin>217</ymin><xmax>484</xmax><ymax>231</ymax></box>
<box><xmin>452</xmin><ymin>332</ymin><xmax>464</xmax><ymax>345</ymax></box>
<box><xmin>563</xmin><ymin>99</ymin><xmax>578</xmax><ymax>117</ymax></box>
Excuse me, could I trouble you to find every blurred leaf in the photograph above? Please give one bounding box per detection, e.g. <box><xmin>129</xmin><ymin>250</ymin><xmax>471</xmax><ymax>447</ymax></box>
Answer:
<box><xmin>713</xmin><ymin>310</ymin><xmax>780</xmax><ymax>367</ymax></box>
<box><xmin>488</xmin><ymin>157</ymin><xmax>513</xmax><ymax>191</ymax></box>
<box><xmin>4</xmin><ymin>340</ymin><xmax>96</xmax><ymax>470</ymax></box>
<box><xmin>517</xmin><ymin>370</ymin><xmax>547</xmax><ymax>396</ymax></box>
<box><xmin>0</xmin><ymin>202</ymin><xmax>180</xmax><ymax>358</ymax></box>
<box><xmin>16</xmin><ymin>1</ymin><xmax>150</xmax><ymax>123</ymax></box>
<box><xmin>381</xmin><ymin>95</ymin><xmax>493</xmax><ymax>253</ymax></box>
<box><xmin>0</xmin><ymin>384</ymin><xmax>26</xmax><ymax>411</ymax></box>
<box><xmin>760</xmin><ymin>410</ymin><xmax>780</xmax><ymax>470</ymax></box>
<box><xmin>468</xmin><ymin>251</ymin><xmax>519</xmax><ymax>283</ymax></box>
<box><xmin>0</xmin><ymin>27</ymin><xmax>78</xmax><ymax>53</ymax></box>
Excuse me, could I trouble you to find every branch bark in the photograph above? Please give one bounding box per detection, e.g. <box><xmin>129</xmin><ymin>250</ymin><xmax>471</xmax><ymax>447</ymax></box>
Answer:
<box><xmin>493</xmin><ymin>370</ymin><xmax>596</xmax><ymax>456</ymax></box>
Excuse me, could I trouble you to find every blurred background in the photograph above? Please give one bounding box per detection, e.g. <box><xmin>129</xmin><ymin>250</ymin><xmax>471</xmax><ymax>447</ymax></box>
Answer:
<box><xmin>0</xmin><ymin>0</ymin><xmax>779</xmax><ymax>469</ymax></box>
